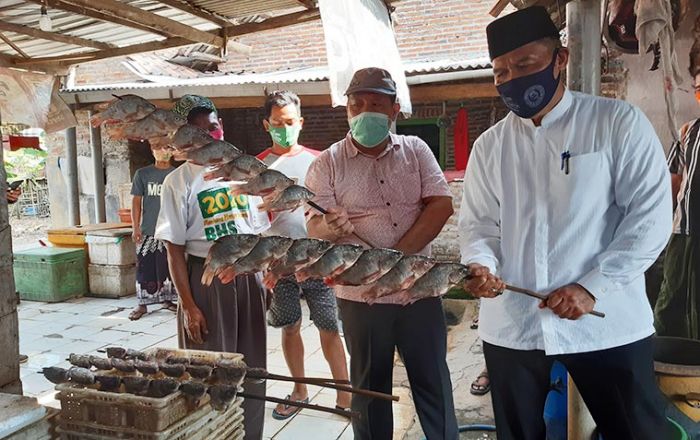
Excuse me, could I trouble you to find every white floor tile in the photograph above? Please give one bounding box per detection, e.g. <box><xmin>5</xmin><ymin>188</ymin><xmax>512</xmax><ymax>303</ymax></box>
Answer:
<box><xmin>273</xmin><ymin>413</ymin><xmax>348</xmax><ymax>440</ymax></box>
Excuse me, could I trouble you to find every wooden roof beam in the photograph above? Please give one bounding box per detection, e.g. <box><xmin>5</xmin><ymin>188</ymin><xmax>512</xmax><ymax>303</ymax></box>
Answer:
<box><xmin>57</xmin><ymin>0</ymin><xmax>224</xmax><ymax>46</ymax></box>
<box><xmin>0</xmin><ymin>32</ymin><xmax>28</xmax><ymax>58</ymax></box>
<box><xmin>155</xmin><ymin>0</ymin><xmax>230</xmax><ymax>28</ymax></box>
<box><xmin>0</xmin><ymin>19</ymin><xmax>114</xmax><ymax>50</ymax></box>
<box><xmin>14</xmin><ymin>8</ymin><xmax>324</xmax><ymax>68</ymax></box>
<box><xmin>25</xmin><ymin>0</ymin><xmax>172</xmax><ymax>37</ymax></box>
<box><xmin>296</xmin><ymin>0</ymin><xmax>316</xmax><ymax>8</ymax></box>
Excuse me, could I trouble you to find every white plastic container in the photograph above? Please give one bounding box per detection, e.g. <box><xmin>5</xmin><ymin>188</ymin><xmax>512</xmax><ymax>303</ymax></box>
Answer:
<box><xmin>85</xmin><ymin>228</ymin><xmax>136</xmax><ymax>266</ymax></box>
<box><xmin>88</xmin><ymin>264</ymin><xmax>136</xmax><ymax>298</ymax></box>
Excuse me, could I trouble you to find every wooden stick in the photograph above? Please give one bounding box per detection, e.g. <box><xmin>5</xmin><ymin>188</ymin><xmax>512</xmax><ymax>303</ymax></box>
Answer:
<box><xmin>238</xmin><ymin>391</ymin><xmax>358</xmax><ymax>419</ymax></box>
<box><xmin>505</xmin><ymin>285</ymin><xmax>606</xmax><ymax>318</ymax></box>
<box><xmin>245</xmin><ymin>370</ymin><xmax>399</xmax><ymax>402</ymax></box>
<box><xmin>246</xmin><ymin>368</ymin><xmax>350</xmax><ymax>385</ymax></box>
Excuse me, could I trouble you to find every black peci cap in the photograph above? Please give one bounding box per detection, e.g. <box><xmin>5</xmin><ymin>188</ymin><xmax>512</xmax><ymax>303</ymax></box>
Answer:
<box><xmin>486</xmin><ymin>6</ymin><xmax>560</xmax><ymax>60</ymax></box>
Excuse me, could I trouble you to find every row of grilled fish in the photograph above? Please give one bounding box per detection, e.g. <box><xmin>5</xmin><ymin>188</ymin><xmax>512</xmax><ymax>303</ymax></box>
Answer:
<box><xmin>204</xmin><ymin>235</ymin><xmax>472</xmax><ymax>305</ymax></box>
<box><xmin>91</xmin><ymin>94</ymin><xmax>315</xmax><ymax>213</ymax></box>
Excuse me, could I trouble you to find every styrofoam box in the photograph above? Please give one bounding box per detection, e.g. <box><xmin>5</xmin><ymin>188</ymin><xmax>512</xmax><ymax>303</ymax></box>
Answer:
<box><xmin>85</xmin><ymin>228</ymin><xmax>136</xmax><ymax>266</ymax></box>
<box><xmin>88</xmin><ymin>264</ymin><xmax>136</xmax><ymax>298</ymax></box>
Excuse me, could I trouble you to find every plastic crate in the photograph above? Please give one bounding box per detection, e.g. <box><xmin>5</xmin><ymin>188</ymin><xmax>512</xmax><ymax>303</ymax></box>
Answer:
<box><xmin>88</xmin><ymin>264</ymin><xmax>136</xmax><ymax>298</ymax></box>
<box><xmin>57</xmin><ymin>400</ymin><xmax>243</xmax><ymax>440</ymax></box>
<box><xmin>14</xmin><ymin>247</ymin><xmax>87</xmax><ymax>302</ymax></box>
<box><xmin>86</xmin><ymin>228</ymin><xmax>136</xmax><ymax>266</ymax></box>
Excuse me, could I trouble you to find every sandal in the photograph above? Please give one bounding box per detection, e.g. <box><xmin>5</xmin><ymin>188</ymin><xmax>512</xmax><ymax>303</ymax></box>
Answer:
<box><xmin>162</xmin><ymin>302</ymin><xmax>177</xmax><ymax>312</ymax></box>
<box><xmin>470</xmin><ymin>369</ymin><xmax>490</xmax><ymax>396</ymax></box>
<box><xmin>272</xmin><ymin>395</ymin><xmax>309</xmax><ymax>420</ymax></box>
<box><xmin>129</xmin><ymin>307</ymin><xmax>147</xmax><ymax>321</ymax></box>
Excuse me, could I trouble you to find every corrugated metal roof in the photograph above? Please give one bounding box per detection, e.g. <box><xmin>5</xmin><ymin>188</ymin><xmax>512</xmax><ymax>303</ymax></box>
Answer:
<box><xmin>0</xmin><ymin>0</ymin><xmax>322</xmax><ymax>61</ymax></box>
<box><xmin>62</xmin><ymin>57</ymin><xmax>493</xmax><ymax>93</ymax></box>
<box><xmin>191</xmin><ymin>0</ymin><xmax>304</xmax><ymax>21</ymax></box>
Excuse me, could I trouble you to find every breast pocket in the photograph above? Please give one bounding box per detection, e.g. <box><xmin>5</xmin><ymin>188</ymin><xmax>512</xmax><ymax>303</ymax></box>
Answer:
<box><xmin>550</xmin><ymin>151</ymin><xmax>613</xmax><ymax>206</ymax></box>
<box><xmin>388</xmin><ymin>165</ymin><xmax>422</xmax><ymax>205</ymax></box>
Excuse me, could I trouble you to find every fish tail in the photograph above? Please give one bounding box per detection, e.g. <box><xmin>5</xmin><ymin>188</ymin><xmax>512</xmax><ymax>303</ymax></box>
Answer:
<box><xmin>200</xmin><ymin>267</ymin><xmax>218</xmax><ymax>286</ymax></box>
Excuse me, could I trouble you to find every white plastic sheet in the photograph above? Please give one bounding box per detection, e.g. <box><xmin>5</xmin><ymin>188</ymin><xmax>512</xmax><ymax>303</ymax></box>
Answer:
<box><xmin>319</xmin><ymin>0</ymin><xmax>412</xmax><ymax>115</ymax></box>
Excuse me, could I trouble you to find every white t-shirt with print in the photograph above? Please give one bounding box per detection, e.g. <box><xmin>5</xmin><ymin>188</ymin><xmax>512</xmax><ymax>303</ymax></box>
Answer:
<box><xmin>257</xmin><ymin>146</ymin><xmax>320</xmax><ymax>239</ymax></box>
<box><xmin>155</xmin><ymin>162</ymin><xmax>270</xmax><ymax>258</ymax></box>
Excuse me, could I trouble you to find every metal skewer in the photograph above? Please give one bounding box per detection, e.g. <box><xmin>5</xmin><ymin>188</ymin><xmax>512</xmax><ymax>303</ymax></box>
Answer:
<box><xmin>245</xmin><ymin>369</ymin><xmax>398</xmax><ymax>402</ymax></box>
<box><xmin>307</xmin><ymin>200</ymin><xmax>380</xmax><ymax>248</ymax></box>
<box><xmin>238</xmin><ymin>391</ymin><xmax>359</xmax><ymax>419</ymax></box>
<box><xmin>505</xmin><ymin>284</ymin><xmax>606</xmax><ymax>318</ymax></box>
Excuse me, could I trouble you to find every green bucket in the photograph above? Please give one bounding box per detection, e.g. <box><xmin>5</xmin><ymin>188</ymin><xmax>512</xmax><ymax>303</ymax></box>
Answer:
<box><xmin>668</xmin><ymin>417</ymin><xmax>689</xmax><ymax>440</ymax></box>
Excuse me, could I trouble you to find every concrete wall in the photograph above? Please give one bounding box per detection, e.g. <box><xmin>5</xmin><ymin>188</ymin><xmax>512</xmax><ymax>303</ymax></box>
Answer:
<box><xmin>622</xmin><ymin>10</ymin><xmax>698</xmax><ymax>150</ymax></box>
<box><xmin>45</xmin><ymin>111</ymin><xmax>130</xmax><ymax>228</ymax></box>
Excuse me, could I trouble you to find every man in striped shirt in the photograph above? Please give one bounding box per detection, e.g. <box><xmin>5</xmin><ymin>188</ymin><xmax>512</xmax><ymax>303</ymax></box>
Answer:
<box><xmin>654</xmin><ymin>63</ymin><xmax>700</xmax><ymax>339</ymax></box>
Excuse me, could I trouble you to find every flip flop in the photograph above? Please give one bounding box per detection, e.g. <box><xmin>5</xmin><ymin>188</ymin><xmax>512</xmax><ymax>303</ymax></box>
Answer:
<box><xmin>271</xmin><ymin>395</ymin><xmax>309</xmax><ymax>420</ymax></box>
<box><xmin>162</xmin><ymin>303</ymin><xmax>177</xmax><ymax>312</ymax></box>
<box><xmin>129</xmin><ymin>308</ymin><xmax>147</xmax><ymax>321</ymax></box>
<box><xmin>470</xmin><ymin>370</ymin><xmax>490</xmax><ymax>396</ymax></box>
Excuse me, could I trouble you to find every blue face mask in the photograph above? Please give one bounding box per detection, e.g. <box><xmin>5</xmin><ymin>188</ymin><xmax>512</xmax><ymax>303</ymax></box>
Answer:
<box><xmin>496</xmin><ymin>50</ymin><xmax>561</xmax><ymax>119</ymax></box>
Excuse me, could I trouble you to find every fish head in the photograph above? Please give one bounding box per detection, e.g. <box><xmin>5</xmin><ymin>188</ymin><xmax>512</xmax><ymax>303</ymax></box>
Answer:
<box><xmin>264</xmin><ymin>236</ymin><xmax>295</xmax><ymax>254</ymax></box>
<box><xmin>448</xmin><ymin>264</ymin><xmax>471</xmax><ymax>284</ymax></box>
<box><xmin>408</xmin><ymin>255</ymin><xmax>436</xmax><ymax>273</ymax></box>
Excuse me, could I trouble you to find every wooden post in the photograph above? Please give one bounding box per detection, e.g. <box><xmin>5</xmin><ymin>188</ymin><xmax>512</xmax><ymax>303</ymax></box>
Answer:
<box><xmin>566</xmin><ymin>0</ymin><xmax>602</xmax><ymax>438</ymax></box>
<box><xmin>0</xmin><ymin>110</ymin><xmax>21</xmax><ymax>394</ymax></box>
<box><xmin>65</xmin><ymin>126</ymin><xmax>80</xmax><ymax>226</ymax></box>
<box><xmin>88</xmin><ymin>112</ymin><xmax>106</xmax><ymax>223</ymax></box>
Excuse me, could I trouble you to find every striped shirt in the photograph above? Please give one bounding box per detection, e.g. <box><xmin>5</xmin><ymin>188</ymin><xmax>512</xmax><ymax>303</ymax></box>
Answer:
<box><xmin>668</xmin><ymin>118</ymin><xmax>700</xmax><ymax>235</ymax></box>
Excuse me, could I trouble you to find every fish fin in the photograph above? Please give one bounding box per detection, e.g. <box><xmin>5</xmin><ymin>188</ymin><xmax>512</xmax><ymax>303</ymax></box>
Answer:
<box><xmin>257</xmin><ymin>201</ymin><xmax>270</xmax><ymax>212</ymax></box>
<box><xmin>228</xmin><ymin>184</ymin><xmax>246</xmax><ymax>196</ymax></box>
<box><xmin>201</xmin><ymin>268</ymin><xmax>218</xmax><ymax>286</ymax></box>
<box><xmin>323</xmin><ymin>277</ymin><xmax>336</xmax><ymax>286</ymax></box>
<box><xmin>262</xmin><ymin>273</ymin><xmax>278</xmax><ymax>289</ymax></box>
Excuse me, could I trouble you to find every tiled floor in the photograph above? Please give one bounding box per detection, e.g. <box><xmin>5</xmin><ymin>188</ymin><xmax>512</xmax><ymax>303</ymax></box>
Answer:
<box><xmin>17</xmin><ymin>295</ymin><xmax>417</xmax><ymax>439</ymax></box>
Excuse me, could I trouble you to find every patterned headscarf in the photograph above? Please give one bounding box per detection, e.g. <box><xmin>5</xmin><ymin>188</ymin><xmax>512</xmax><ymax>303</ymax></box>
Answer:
<box><xmin>171</xmin><ymin>95</ymin><xmax>217</xmax><ymax>119</ymax></box>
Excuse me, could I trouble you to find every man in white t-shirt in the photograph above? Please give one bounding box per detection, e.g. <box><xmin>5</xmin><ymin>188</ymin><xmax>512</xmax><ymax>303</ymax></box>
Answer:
<box><xmin>257</xmin><ymin>91</ymin><xmax>351</xmax><ymax>419</ymax></box>
<box><xmin>154</xmin><ymin>95</ymin><xmax>269</xmax><ymax>440</ymax></box>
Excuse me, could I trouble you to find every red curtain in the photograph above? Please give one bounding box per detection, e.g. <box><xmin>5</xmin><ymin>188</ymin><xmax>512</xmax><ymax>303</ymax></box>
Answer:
<box><xmin>454</xmin><ymin>107</ymin><xmax>469</xmax><ymax>171</ymax></box>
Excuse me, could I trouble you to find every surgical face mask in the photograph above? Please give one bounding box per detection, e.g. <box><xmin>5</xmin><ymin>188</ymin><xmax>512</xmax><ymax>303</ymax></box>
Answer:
<box><xmin>268</xmin><ymin>123</ymin><xmax>301</xmax><ymax>148</ymax></box>
<box><xmin>496</xmin><ymin>50</ymin><xmax>561</xmax><ymax>119</ymax></box>
<box><xmin>349</xmin><ymin>112</ymin><xmax>390</xmax><ymax>148</ymax></box>
<box><xmin>209</xmin><ymin>128</ymin><xmax>224</xmax><ymax>141</ymax></box>
<box><xmin>153</xmin><ymin>149</ymin><xmax>172</xmax><ymax>162</ymax></box>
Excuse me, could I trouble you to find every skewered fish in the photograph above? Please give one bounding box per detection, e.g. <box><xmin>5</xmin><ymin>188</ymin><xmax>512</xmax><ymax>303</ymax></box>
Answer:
<box><xmin>179</xmin><ymin>381</ymin><xmax>207</xmax><ymax>400</ymax></box>
<box><xmin>90</xmin><ymin>95</ymin><xmax>156</xmax><ymax>127</ymax></box>
<box><xmin>201</xmin><ymin>234</ymin><xmax>260</xmax><ymax>286</ymax></box>
<box><xmin>329</xmin><ymin>248</ymin><xmax>403</xmax><ymax>286</ymax></box>
<box><xmin>95</xmin><ymin>375</ymin><xmax>122</xmax><ymax>392</ymax></box>
<box><xmin>212</xmin><ymin>236</ymin><xmax>293</xmax><ymax>282</ymax></box>
<box><xmin>89</xmin><ymin>355</ymin><xmax>114</xmax><ymax>371</ymax></box>
<box><xmin>105</xmin><ymin>347</ymin><xmax>127</xmax><ymax>359</ymax></box>
<box><xmin>363</xmin><ymin>255</ymin><xmax>436</xmax><ymax>304</ymax></box>
<box><xmin>228</xmin><ymin>169</ymin><xmax>294</xmax><ymax>197</ymax></box>
<box><xmin>263</xmin><ymin>238</ymin><xmax>333</xmax><ymax>288</ymax></box>
<box><xmin>203</xmin><ymin>154</ymin><xmax>267</xmax><ymax>181</ymax></box>
<box><xmin>183</xmin><ymin>140</ymin><xmax>243</xmax><ymax>165</ymax></box>
<box><xmin>68</xmin><ymin>353</ymin><xmax>92</xmax><ymax>369</ymax></box>
<box><xmin>171</xmin><ymin>124</ymin><xmax>213</xmax><ymax>150</ymax></box>
<box><xmin>122</xmin><ymin>376</ymin><xmax>151</xmax><ymax>395</ymax></box>
<box><xmin>186</xmin><ymin>364</ymin><xmax>213</xmax><ymax>380</ymax></box>
<box><xmin>134</xmin><ymin>359</ymin><xmax>159</xmax><ymax>375</ymax></box>
<box><xmin>42</xmin><ymin>367</ymin><xmax>69</xmax><ymax>384</ymax></box>
<box><xmin>399</xmin><ymin>263</ymin><xmax>471</xmax><ymax>305</ymax></box>
<box><xmin>111</xmin><ymin>358</ymin><xmax>136</xmax><ymax>373</ymax></box>
<box><xmin>208</xmin><ymin>384</ymin><xmax>238</xmax><ymax>411</ymax></box>
<box><xmin>296</xmin><ymin>244</ymin><xmax>365</xmax><ymax>283</ymax></box>
<box><xmin>258</xmin><ymin>185</ymin><xmax>315</xmax><ymax>213</ymax></box>
<box><xmin>68</xmin><ymin>367</ymin><xmax>95</xmax><ymax>385</ymax></box>
<box><xmin>160</xmin><ymin>363</ymin><xmax>186</xmax><ymax>379</ymax></box>
<box><xmin>150</xmin><ymin>378</ymin><xmax>180</xmax><ymax>398</ymax></box>
<box><xmin>113</xmin><ymin>109</ymin><xmax>185</xmax><ymax>140</ymax></box>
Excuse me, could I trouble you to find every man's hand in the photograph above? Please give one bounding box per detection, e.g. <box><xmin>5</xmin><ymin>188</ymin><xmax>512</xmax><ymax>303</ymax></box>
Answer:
<box><xmin>323</xmin><ymin>207</ymin><xmax>354</xmax><ymax>239</ymax></box>
<box><xmin>463</xmin><ymin>264</ymin><xmax>506</xmax><ymax>298</ymax></box>
<box><xmin>132</xmin><ymin>227</ymin><xmax>143</xmax><ymax>245</ymax></box>
<box><xmin>182</xmin><ymin>304</ymin><xmax>208</xmax><ymax>344</ymax></box>
<box><xmin>540</xmin><ymin>284</ymin><xmax>595</xmax><ymax>320</ymax></box>
<box><xmin>6</xmin><ymin>188</ymin><xmax>21</xmax><ymax>204</ymax></box>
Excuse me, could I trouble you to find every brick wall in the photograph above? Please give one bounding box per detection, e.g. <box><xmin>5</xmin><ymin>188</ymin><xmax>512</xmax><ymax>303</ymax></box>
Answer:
<box><xmin>72</xmin><ymin>0</ymin><xmax>496</xmax><ymax>85</ymax></box>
